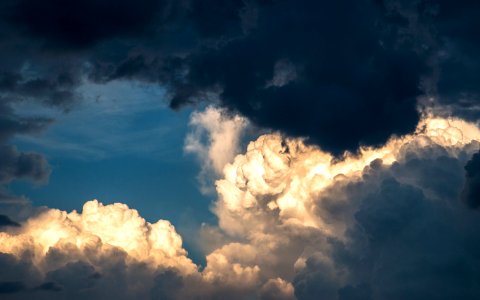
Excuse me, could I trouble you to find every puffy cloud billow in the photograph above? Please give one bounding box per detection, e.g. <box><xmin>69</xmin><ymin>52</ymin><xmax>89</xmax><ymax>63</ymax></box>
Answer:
<box><xmin>1</xmin><ymin>112</ymin><xmax>480</xmax><ymax>299</ymax></box>
<box><xmin>210</xmin><ymin>114</ymin><xmax>480</xmax><ymax>300</ymax></box>
<box><xmin>184</xmin><ymin>106</ymin><xmax>248</xmax><ymax>194</ymax></box>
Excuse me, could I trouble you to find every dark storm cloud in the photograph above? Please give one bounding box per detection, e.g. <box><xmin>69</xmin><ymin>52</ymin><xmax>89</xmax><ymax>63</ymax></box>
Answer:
<box><xmin>461</xmin><ymin>151</ymin><xmax>480</xmax><ymax>209</ymax></box>
<box><xmin>169</xmin><ymin>0</ymin><xmax>426</xmax><ymax>154</ymax></box>
<box><xmin>0</xmin><ymin>281</ymin><xmax>25</xmax><ymax>294</ymax></box>
<box><xmin>0</xmin><ymin>0</ymin><xmax>479</xmax><ymax>153</ymax></box>
<box><xmin>383</xmin><ymin>0</ymin><xmax>480</xmax><ymax>119</ymax></box>
<box><xmin>0</xmin><ymin>214</ymin><xmax>19</xmax><ymax>228</ymax></box>
<box><xmin>33</xmin><ymin>282</ymin><xmax>62</xmax><ymax>292</ymax></box>
<box><xmin>420</xmin><ymin>0</ymin><xmax>480</xmax><ymax>114</ymax></box>
<box><xmin>9</xmin><ymin>0</ymin><xmax>162</xmax><ymax>49</ymax></box>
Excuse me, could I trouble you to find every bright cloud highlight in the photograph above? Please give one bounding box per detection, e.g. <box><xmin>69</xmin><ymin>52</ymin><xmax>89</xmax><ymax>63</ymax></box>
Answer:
<box><xmin>1</xmin><ymin>112</ymin><xmax>480</xmax><ymax>299</ymax></box>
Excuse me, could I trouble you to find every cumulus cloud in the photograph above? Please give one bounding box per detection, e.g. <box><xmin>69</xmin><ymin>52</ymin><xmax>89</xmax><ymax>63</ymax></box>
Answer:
<box><xmin>214</xmin><ymin>116</ymin><xmax>480</xmax><ymax>236</ymax></box>
<box><xmin>0</xmin><ymin>198</ymin><xmax>289</xmax><ymax>299</ymax></box>
<box><xmin>0</xmin><ymin>200</ymin><xmax>198</xmax><ymax>299</ymax></box>
<box><xmin>3</xmin><ymin>114</ymin><xmax>480</xmax><ymax>299</ymax></box>
<box><xmin>184</xmin><ymin>106</ymin><xmax>248</xmax><ymax>193</ymax></box>
<box><xmin>0</xmin><ymin>200</ymin><xmax>196</xmax><ymax>273</ymax></box>
<box><xmin>259</xmin><ymin>278</ymin><xmax>296</xmax><ymax>300</ymax></box>
<box><xmin>207</xmin><ymin>114</ymin><xmax>480</xmax><ymax>299</ymax></box>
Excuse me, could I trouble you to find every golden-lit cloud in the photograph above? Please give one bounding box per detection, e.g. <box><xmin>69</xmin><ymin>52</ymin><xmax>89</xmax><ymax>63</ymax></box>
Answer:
<box><xmin>206</xmin><ymin>114</ymin><xmax>480</xmax><ymax>294</ymax></box>
<box><xmin>1</xmin><ymin>112</ymin><xmax>480</xmax><ymax>299</ymax></box>
<box><xmin>0</xmin><ymin>200</ymin><xmax>197</xmax><ymax>274</ymax></box>
<box><xmin>215</xmin><ymin>115</ymin><xmax>480</xmax><ymax>235</ymax></box>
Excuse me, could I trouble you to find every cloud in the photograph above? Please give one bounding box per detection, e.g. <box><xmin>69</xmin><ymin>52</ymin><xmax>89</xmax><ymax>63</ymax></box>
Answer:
<box><xmin>0</xmin><ymin>101</ymin><xmax>51</xmax><ymax>221</ymax></box>
<box><xmin>0</xmin><ymin>200</ymin><xmax>199</xmax><ymax>299</ymax></box>
<box><xmin>3</xmin><ymin>1</ymin><xmax>480</xmax><ymax>298</ymax></box>
<box><xmin>209</xmin><ymin>114</ymin><xmax>480</xmax><ymax>299</ymax></box>
<box><xmin>0</xmin><ymin>215</ymin><xmax>19</xmax><ymax>228</ymax></box>
<box><xmin>0</xmin><ymin>198</ymin><xmax>287</xmax><ymax>299</ymax></box>
<box><xmin>9</xmin><ymin>0</ymin><xmax>162</xmax><ymax>49</ymax></box>
<box><xmin>460</xmin><ymin>150</ymin><xmax>480</xmax><ymax>209</ymax></box>
<box><xmin>0</xmin><ymin>200</ymin><xmax>196</xmax><ymax>273</ymax></box>
<box><xmin>184</xmin><ymin>106</ymin><xmax>248</xmax><ymax>193</ymax></box>
<box><xmin>1</xmin><ymin>114</ymin><xmax>480</xmax><ymax>299</ymax></box>
<box><xmin>1</xmin><ymin>0</ymin><xmax>479</xmax><ymax>154</ymax></box>
<box><xmin>170</xmin><ymin>0</ymin><xmax>428</xmax><ymax>154</ymax></box>
<box><xmin>306</xmin><ymin>163</ymin><xmax>480</xmax><ymax>300</ymax></box>
<box><xmin>0</xmin><ymin>144</ymin><xmax>50</xmax><ymax>184</ymax></box>
<box><xmin>214</xmin><ymin>115</ymin><xmax>480</xmax><ymax>236</ymax></box>
<box><xmin>381</xmin><ymin>0</ymin><xmax>480</xmax><ymax>120</ymax></box>
<box><xmin>0</xmin><ymin>102</ymin><xmax>52</xmax><ymax>142</ymax></box>
<box><xmin>259</xmin><ymin>278</ymin><xmax>296</xmax><ymax>300</ymax></box>
<box><xmin>0</xmin><ymin>252</ymin><xmax>42</xmax><ymax>295</ymax></box>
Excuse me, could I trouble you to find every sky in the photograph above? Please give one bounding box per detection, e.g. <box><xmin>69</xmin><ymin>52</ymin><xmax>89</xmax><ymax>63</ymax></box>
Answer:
<box><xmin>1</xmin><ymin>1</ymin><xmax>480</xmax><ymax>299</ymax></box>
<box><xmin>8</xmin><ymin>80</ymin><xmax>216</xmax><ymax>263</ymax></box>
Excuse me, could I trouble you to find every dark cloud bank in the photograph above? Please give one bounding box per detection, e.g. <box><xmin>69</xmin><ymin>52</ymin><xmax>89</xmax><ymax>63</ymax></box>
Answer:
<box><xmin>1</xmin><ymin>0</ymin><xmax>480</xmax><ymax>299</ymax></box>
<box><xmin>1</xmin><ymin>131</ymin><xmax>480</xmax><ymax>300</ymax></box>
<box><xmin>0</xmin><ymin>0</ymin><xmax>479</xmax><ymax>153</ymax></box>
